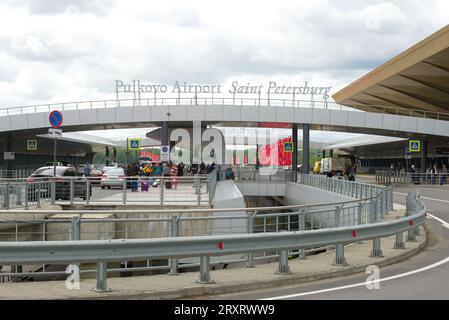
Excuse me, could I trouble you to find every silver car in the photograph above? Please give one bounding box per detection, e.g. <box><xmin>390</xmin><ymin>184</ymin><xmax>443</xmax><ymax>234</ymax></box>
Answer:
<box><xmin>100</xmin><ymin>167</ymin><xmax>125</xmax><ymax>189</ymax></box>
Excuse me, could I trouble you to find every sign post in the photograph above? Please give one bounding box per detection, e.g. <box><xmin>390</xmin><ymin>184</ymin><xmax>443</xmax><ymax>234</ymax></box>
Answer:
<box><xmin>49</xmin><ymin>111</ymin><xmax>63</xmax><ymax>177</ymax></box>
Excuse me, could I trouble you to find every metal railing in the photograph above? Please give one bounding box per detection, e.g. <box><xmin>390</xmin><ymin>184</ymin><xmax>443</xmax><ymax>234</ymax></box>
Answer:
<box><xmin>0</xmin><ymin>173</ymin><xmax>398</xmax><ymax>284</ymax></box>
<box><xmin>0</xmin><ymin>190</ymin><xmax>425</xmax><ymax>291</ymax></box>
<box><xmin>1</xmin><ymin>96</ymin><xmax>449</xmax><ymax>121</ymax></box>
<box><xmin>0</xmin><ymin>170</ymin><xmax>35</xmax><ymax>180</ymax></box>
<box><xmin>0</xmin><ymin>173</ymin><xmax>213</xmax><ymax>209</ymax></box>
<box><xmin>376</xmin><ymin>171</ymin><xmax>449</xmax><ymax>185</ymax></box>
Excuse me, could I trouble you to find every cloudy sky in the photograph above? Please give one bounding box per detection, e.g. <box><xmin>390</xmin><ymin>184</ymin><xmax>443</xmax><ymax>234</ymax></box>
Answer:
<box><xmin>1</xmin><ymin>0</ymin><xmax>449</xmax><ymax>109</ymax></box>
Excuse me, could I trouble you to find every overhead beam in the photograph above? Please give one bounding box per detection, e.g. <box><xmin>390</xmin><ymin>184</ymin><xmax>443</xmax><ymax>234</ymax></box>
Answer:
<box><xmin>378</xmin><ymin>84</ymin><xmax>449</xmax><ymax>114</ymax></box>
<box><xmin>423</xmin><ymin>61</ymin><xmax>449</xmax><ymax>74</ymax></box>
<box><xmin>397</xmin><ymin>74</ymin><xmax>449</xmax><ymax>95</ymax></box>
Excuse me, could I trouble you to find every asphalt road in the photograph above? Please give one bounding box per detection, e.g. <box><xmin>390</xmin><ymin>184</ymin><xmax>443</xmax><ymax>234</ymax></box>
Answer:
<box><xmin>211</xmin><ymin>184</ymin><xmax>449</xmax><ymax>300</ymax></box>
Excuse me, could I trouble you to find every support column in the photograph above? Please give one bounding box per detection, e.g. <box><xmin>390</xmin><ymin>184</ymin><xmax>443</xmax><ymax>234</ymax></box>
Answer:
<box><xmin>292</xmin><ymin>124</ymin><xmax>298</xmax><ymax>180</ymax></box>
<box><xmin>302</xmin><ymin>124</ymin><xmax>310</xmax><ymax>174</ymax></box>
<box><xmin>421</xmin><ymin>140</ymin><xmax>428</xmax><ymax>173</ymax></box>
<box><xmin>162</xmin><ymin>121</ymin><xmax>169</xmax><ymax>163</ymax></box>
<box><xmin>105</xmin><ymin>147</ymin><xmax>110</xmax><ymax>166</ymax></box>
<box><xmin>113</xmin><ymin>148</ymin><xmax>117</xmax><ymax>163</ymax></box>
<box><xmin>6</xmin><ymin>136</ymin><xmax>13</xmax><ymax>175</ymax></box>
<box><xmin>330</xmin><ymin>149</ymin><xmax>334</xmax><ymax>158</ymax></box>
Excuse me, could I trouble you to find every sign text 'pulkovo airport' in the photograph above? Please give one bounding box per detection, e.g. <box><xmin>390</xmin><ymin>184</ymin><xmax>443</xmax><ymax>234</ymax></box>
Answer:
<box><xmin>115</xmin><ymin>80</ymin><xmax>332</xmax><ymax>99</ymax></box>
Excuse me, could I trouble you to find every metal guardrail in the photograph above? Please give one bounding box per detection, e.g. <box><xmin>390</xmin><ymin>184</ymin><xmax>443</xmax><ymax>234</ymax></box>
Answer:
<box><xmin>376</xmin><ymin>171</ymin><xmax>449</xmax><ymax>185</ymax></box>
<box><xmin>0</xmin><ymin>190</ymin><xmax>426</xmax><ymax>291</ymax></box>
<box><xmin>1</xmin><ymin>96</ymin><xmax>449</xmax><ymax>121</ymax></box>
<box><xmin>0</xmin><ymin>173</ymin><xmax>400</xmax><ymax>287</ymax></box>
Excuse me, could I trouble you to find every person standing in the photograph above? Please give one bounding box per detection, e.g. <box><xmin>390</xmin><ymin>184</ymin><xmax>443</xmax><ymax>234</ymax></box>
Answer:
<box><xmin>83</xmin><ymin>163</ymin><xmax>91</xmax><ymax>177</ymax></box>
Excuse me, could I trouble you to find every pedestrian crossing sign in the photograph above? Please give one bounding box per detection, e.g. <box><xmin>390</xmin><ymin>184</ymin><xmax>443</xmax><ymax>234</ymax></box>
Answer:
<box><xmin>409</xmin><ymin>140</ymin><xmax>421</xmax><ymax>153</ymax></box>
<box><xmin>128</xmin><ymin>139</ymin><xmax>141</xmax><ymax>150</ymax></box>
<box><xmin>283</xmin><ymin>142</ymin><xmax>294</xmax><ymax>153</ymax></box>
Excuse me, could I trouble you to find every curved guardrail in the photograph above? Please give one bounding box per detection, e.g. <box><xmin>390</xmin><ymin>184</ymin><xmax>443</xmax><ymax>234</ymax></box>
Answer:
<box><xmin>1</xmin><ymin>96</ymin><xmax>448</xmax><ymax>121</ymax></box>
<box><xmin>0</xmin><ymin>191</ymin><xmax>426</xmax><ymax>291</ymax></box>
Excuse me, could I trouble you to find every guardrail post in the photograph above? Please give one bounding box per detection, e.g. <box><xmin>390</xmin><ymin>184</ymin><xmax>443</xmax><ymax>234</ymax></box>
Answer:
<box><xmin>197</xmin><ymin>178</ymin><xmax>201</xmax><ymax>205</ymax></box>
<box><xmin>276</xmin><ymin>250</ymin><xmax>291</xmax><ymax>275</ymax></box>
<box><xmin>69</xmin><ymin>216</ymin><xmax>81</xmax><ymax>283</ymax></box>
<box><xmin>394</xmin><ymin>227</ymin><xmax>406</xmax><ymax>250</ymax></box>
<box><xmin>50</xmin><ymin>177</ymin><xmax>56</xmax><ymax>205</ymax></box>
<box><xmin>86</xmin><ymin>179</ymin><xmax>90</xmax><ymax>205</ymax></box>
<box><xmin>122</xmin><ymin>179</ymin><xmax>127</xmax><ymax>205</ymax></box>
<box><xmin>160</xmin><ymin>177</ymin><xmax>164</xmax><ymax>205</ymax></box>
<box><xmin>245</xmin><ymin>212</ymin><xmax>256</xmax><ymax>268</ymax></box>
<box><xmin>357</xmin><ymin>202</ymin><xmax>363</xmax><ymax>225</ymax></box>
<box><xmin>370</xmin><ymin>237</ymin><xmax>384</xmax><ymax>258</ymax></box>
<box><xmin>335</xmin><ymin>205</ymin><xmax>342</xmax><ymax>227</ymax></box>
<box><xmin>407</xmin><ymin>227</ymin><xmax>417</xmax><ymax>242</ymax></box>
<box><xmin>333</xmin><ymin>244</ymin><xmax>348</xmax><ymax>266</ymax></box>
<box><xmin>4</xmin><ymin>182</ymin><xmax>10</xmax><ymax>209</ymax></box>
<box><xmin>15</xmin><ymin>184</ymin><xmax>22</xmax><ymax>206</ymax></box>
<box><xmin>169</xmin><ymin>215</ymin><xmax>180</xmax><ymax>275</ymax></box>
<box><xmin>36</xmin><ymin>182</ymin><xmax>41</xmax><ymax>208</ymax></box>
<box><xmin>70</xmin><ymin>178</ymin><xmax>74</xmax><ymax>205</ymax></box>
<box><xmin>297</xmin><ymin>209</ymin><xmax>307</xmax><ymax>260</ymax></box>
<box><xmin>197</xmin><ymin>256</ymin><xmax>214</xmax><ymax>284</ymax></box>
<box><xmin>93</xmin><ymin>261</ymin><xmax>111</xmax><ymax>292</ymax></box>
<box><xmin>24</xmin><ymin>183</ymin><xmax>29</xmax><ymax>210</ymax></box>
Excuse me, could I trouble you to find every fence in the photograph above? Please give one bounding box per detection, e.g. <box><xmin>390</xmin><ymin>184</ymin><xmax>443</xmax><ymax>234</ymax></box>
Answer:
<box><xmin>1</xmin><ymin>96</ymin><xmax>449</xmax><ymax>121</ymax></box>
<box><xmin>0</xmin><ymin>173</ymin><xmax>214</xmax><ymax>210</ymax></box>
<box><xmin>0</xmin><ymin>190</ymin><xmax>425</xmax><ymax>291</ymax></box>
<box><xmin>0</xmin><ymin>173</ymin><xmax>398</xmax><ymax>284</ymax></box>
<box><xmin>376</xmin><ymin>171</ymin><xmax>449</xmax><ymax>185</ymax></box>
<box><xmin>0</xmin><ymin>170</ymin><xmax>35</xmax><ymax>180</ymax></box>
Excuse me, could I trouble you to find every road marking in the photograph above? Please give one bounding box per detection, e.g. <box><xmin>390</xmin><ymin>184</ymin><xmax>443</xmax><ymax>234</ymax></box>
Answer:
<box><xmin>394</xmin><ymin>192</ymin><xmax>449</xmax><ymax>204</ymax></box>
<box><xmin>426</xmin><ymin>213</ymin><xmax>449</xmax><ymax>229</ymax></box>
<box><xmin>262</xmin><ymin>256</ymin><xmax>449</xmax><ymax>300</ymax></box>
<box><xmin>261</xmin><ymin>211</ymin><xmax>449</xmax><ymax>301</ymax></box>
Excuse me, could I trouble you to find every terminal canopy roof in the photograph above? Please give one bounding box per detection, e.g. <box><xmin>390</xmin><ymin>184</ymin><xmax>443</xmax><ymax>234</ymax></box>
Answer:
<box><xmin>333</xmin><ymin>24</ymin><xmax>449</xmax><ymax>118</ymax></box>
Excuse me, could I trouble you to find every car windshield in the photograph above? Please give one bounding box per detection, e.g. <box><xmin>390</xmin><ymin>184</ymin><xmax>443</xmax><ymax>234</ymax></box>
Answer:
<box><xmin>104</xmin><ymin>168</ymin><xmax>124</xmax><ymax>176</ymax></box>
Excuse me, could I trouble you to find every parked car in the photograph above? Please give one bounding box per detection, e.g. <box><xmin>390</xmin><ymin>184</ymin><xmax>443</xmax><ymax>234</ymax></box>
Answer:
<box><xmin>26</xmin><ymin>166</ymin><xmax>91</xmax><ymax>201</ymax></box>
<box><xmin>101</xmin><ymin>167</ymin><xmax>126</xmax><ymax>189</ymax></box>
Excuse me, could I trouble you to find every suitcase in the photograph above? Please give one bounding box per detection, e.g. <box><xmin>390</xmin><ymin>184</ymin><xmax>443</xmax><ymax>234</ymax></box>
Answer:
<box><xmin>141</xmin><ymin>180</ymin><xmax>149</xmax><ymax>192</ymax></box>
<box><xmin>131</xmin><ymin>180</ymin><xmax>138</xmax><ymax>192</ymax></box>
<box><xmin>152</xmin><ymin>179</ymin><xmax>160</xmax><ymax>188</ymax></box>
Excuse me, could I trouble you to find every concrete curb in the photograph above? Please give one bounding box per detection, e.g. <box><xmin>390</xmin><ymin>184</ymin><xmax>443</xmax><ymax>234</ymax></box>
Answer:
<box><xmin>62</xmin><ymin>226</ymin><xmax>428</xmax><ymax>300</ymax></box>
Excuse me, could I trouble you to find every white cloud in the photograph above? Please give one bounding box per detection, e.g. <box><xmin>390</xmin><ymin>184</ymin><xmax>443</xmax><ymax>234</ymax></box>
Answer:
<box><xmin>0</xmin><ymin>0</ymin><xmax>448</xmax><ymax>108</ymax></box>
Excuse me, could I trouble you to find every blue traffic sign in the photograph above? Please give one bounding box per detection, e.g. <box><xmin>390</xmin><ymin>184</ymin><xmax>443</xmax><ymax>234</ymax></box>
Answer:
<box><xmin>128</xmin><ymin>138</ymin><xmax>141</xmax><ymax>150</ymax></box>
<box><xmin>409</xmin><ymin>140</ymin><xmax>421</xmax><ymax>153</ymax></box>
<box><xmin>49</xmin><ymin>110</ymin><xmax>63</xmax><ymax>129</ymax></box>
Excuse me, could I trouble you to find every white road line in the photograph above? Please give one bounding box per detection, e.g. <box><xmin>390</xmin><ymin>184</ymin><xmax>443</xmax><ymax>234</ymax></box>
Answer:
<box><xmin>262</xmin><ymin>257</ymin><xmax>449</xmax><ymax>300</ymax></box>
<box><xmin>394</xmin><ymin>192</ymin><xmax>449</xmax><ymax>204</ymax></box>
<box><xmin>427</xmin><ymin>213</ymin><xmax>449</xmax><ymax>229</ymax></box>
<box><xmin>262</xmin><ymin>211</ymin><xmax>449</xmax><ymax>301</ymax></box>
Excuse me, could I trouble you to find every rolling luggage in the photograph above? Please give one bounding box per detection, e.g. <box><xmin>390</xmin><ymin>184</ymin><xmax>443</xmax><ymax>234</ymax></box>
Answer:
<box><xmin>165</xmin><ymin>181</ymin><xmax>172</xmax><ymax>189</ymax></box>
<box><xmin>152</xmin><ymin>179</ymin><xmax>160</xmax><ymax>188</ymax></box>
<box><xmin>141</xmin><ymin>179</ymin><xmax>149</xmax><ymax>192</ymax></box>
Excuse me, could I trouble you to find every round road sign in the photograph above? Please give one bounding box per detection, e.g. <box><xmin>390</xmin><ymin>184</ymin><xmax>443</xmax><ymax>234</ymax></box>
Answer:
<box><xmin>49</xmin><ymin>110</ymin><xmax>63</xmax><ymax>129</ymax></box>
